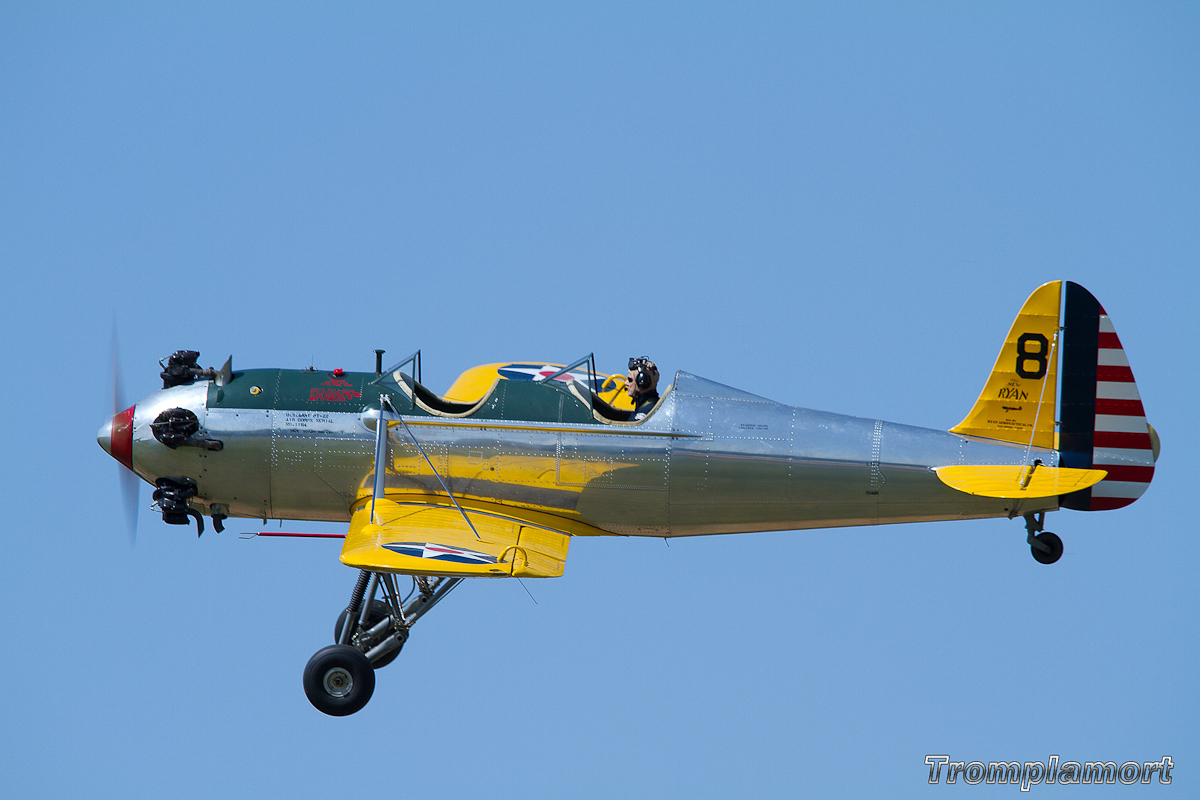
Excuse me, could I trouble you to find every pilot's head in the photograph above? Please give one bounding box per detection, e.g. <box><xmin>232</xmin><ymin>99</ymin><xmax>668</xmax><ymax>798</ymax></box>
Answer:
<box><xmin>625</xmin><ymin>357</ymin><xmax>659</xmax><ymax>398</ymax></box>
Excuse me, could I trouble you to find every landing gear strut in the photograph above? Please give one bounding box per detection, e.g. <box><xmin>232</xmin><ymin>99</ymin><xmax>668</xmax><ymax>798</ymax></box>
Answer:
<box><xmin>1024</xmin><ymin>512</ymin><xmax>1063</xmax><ymax>565</ymax></box>
<box><xmin>303</xmin><ymin>570</ymin><xmax>462</xmax><ymax>716</ymax></box>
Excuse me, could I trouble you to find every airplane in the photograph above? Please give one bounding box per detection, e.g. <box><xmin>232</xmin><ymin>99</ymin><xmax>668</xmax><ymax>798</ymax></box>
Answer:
<box><xmin>97</xmin><ymin>280</ymin><xmax>1158</xmax><ymax>716</ymax></box>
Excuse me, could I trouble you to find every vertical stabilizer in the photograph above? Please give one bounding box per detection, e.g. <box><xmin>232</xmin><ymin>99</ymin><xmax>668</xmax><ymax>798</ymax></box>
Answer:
<box><xmin>951</xmin><ymin>281</ymin><xmax>1061</xmax><ymax>449</ymax></box>
<box><xmin>1059</xmin><ymin>282</ymin><xmax>1156</xmax><ymax>510</ymax></box>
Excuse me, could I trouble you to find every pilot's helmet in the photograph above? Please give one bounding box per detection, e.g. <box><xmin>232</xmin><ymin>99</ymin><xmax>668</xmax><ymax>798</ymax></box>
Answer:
<box><xmin>628</xmin><ymin>357</ymin><xmax>659</xmax><ymax>394</ymax></box>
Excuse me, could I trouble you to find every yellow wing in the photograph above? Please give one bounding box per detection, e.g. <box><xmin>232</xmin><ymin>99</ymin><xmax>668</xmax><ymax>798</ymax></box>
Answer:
<box><xmin>340</xmin><ymin>496</ymin><xmax>601</xmax><ymax>578</ymax></box>
<box><xmin>935</xmin><ymin>465</ymin><xmax>1107</xmax><ymax>499</ymax></box>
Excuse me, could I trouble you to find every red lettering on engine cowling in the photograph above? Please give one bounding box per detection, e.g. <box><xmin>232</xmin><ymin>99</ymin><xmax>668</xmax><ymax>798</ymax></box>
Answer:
<box><xmin>309</xmin><ymin>380</ymin><xmax>363</xmax><ymax>402</ymax></box>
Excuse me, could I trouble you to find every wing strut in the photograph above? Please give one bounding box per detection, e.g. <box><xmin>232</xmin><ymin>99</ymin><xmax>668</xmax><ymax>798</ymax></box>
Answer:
<box><xmin>373</xmin><ymin>394</ymin><xmax>481</xmax><ymax>540</ymax></box>
<box><xmin>370</xmin><ymin>398</ymin><xmax>390</xmax><ymax>524</ymax></box>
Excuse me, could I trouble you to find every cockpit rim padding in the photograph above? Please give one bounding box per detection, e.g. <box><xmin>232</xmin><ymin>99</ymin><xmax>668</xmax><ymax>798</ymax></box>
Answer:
<box><xmin>393</xmin><ymin>370</ymin><xmax>672</xmax><ymax>426</ymax></box>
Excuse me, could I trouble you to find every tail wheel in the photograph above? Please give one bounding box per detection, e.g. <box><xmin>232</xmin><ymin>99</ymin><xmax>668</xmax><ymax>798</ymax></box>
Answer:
<box><xmin>303</xmin><ymin>645</ymin><xmax>375</xmax><ymax>716</ymax></box>
<box><xmin>1031</xmin><ymin>531</ymin><xmax>1064</xmax><ymax>565</ymax></box>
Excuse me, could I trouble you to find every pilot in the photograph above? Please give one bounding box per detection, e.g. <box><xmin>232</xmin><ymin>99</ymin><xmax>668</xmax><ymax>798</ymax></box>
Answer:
<box><xmin>625</xmin><ymin>357</ymin><xmax>660</xmax><ymax>421</ymax></box>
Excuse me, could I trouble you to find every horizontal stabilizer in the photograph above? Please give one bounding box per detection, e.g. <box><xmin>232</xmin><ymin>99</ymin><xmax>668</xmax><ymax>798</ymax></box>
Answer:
<box><xmin>341</xmin><ymin>497</ymin><xmax>572</xmax><ymax>578</ymax></box>
<box><xmin>934</xmin><ymin>465</ymin><xmax>1107</xmax><ymax>499</ymax></box>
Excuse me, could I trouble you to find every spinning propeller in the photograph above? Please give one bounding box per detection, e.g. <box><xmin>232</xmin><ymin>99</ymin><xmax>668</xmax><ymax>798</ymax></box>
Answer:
<box><xmin>101</xmin><ymin>329</ymin><xmax>141</xmax><ymax>544</ymax></box>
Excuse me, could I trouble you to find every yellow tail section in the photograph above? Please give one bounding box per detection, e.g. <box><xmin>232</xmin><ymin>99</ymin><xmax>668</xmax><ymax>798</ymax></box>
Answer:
<box><xmin>951</xmin><ymin>281</ymin><xmax>1061</xmax><ymax>448</ymax></box>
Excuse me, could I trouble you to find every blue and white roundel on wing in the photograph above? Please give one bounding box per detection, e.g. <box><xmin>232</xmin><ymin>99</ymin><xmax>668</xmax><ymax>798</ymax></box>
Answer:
<box><xmin>383</xmin><ymin>542</ymin><xmax>498</xmax><ymax>565</ymax></box>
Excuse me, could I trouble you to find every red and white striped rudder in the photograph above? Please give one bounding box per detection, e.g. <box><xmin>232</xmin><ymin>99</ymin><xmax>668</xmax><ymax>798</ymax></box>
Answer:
<box><xmin>1059</xmin><ymin>282</ymin><xmax>1157</xmax><ymax>511</ymax></box>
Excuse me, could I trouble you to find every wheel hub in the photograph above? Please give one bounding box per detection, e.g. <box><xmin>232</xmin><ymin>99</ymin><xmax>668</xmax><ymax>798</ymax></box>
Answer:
<box><xmin>323</xmin><ymin>667</ymin><xmax>354</xmax><ymax>697</ymax></box>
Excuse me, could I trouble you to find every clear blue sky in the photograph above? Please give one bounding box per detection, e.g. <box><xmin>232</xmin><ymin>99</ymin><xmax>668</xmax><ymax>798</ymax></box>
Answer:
<box><xmin>2</xmin><ymin>3</ymin><xmax>1196</xmax><ymax>797</ymax></box>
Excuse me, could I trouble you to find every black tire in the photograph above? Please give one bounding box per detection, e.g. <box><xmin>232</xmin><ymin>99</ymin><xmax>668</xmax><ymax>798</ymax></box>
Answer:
<box><xmin>303</xmin><ymin>645</ymin><xmax>375</xmax><ymax>716</ymax></box>
<box><xmin>334</xmin><ymin>600</ymin><xmax>401</xmax><ymax>669</ymax></box>
<box><xmin>1031</xmin><ymin>531</ymin><xmax>1064</xmax><ymax>565</ymax></box>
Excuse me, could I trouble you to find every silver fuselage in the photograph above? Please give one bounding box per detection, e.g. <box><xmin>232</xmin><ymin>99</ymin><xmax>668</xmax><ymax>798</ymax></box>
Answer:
<box><xmin>126</xmin><ymin>371</ymin><xmax>1058</xmax><ymax>536</ymax></box>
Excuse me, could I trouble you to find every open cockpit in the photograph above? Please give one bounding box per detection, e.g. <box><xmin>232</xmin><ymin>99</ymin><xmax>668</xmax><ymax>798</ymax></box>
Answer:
<box><xmin>374</xmin><ymin>352</ymin><xmax>668</xmax><ymax>425</ymax></box>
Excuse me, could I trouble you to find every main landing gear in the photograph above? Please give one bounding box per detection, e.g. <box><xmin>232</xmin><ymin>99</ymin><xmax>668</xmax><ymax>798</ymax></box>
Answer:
<box><xmin>1024</xmin><ymin>512</ymin><xmax>1063</xmax><ymax>565</ymax></box>
<box><xmin>303</xmin><ymin>570</ymin><xmax>461</xmax><ymax>716</ymax></box>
